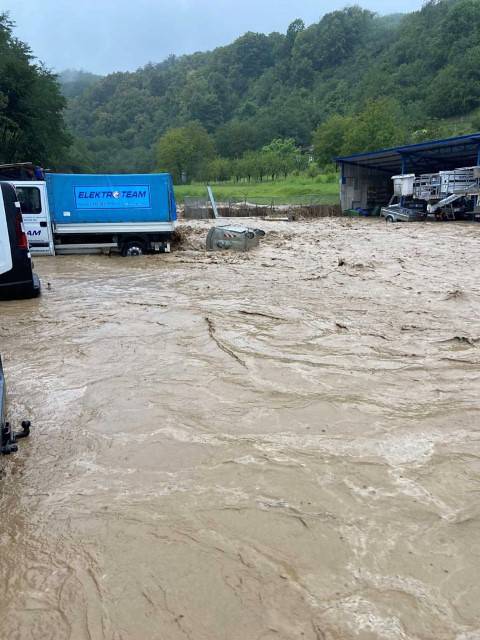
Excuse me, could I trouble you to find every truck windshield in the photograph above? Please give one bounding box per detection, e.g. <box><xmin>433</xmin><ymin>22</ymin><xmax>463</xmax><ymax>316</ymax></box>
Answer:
<box><xmin>16</xmin><ymin>186</ymin><xmax>42</xmax><ymax>214</ymax></box>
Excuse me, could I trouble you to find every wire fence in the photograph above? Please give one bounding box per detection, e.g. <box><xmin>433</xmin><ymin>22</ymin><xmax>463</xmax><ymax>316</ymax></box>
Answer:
<box><xmin>219</xmin><ymin>194</ymin><xmax>336</xmax><ymax>207</ymax></box>
<box><xmin>183</xmin><ymin>196</ymin><xmax>210</xmax><ymax>219</ymax></box>
<box><xmin>183</xmin><ymin>195</ymin><xmax>341</xmax><ymax>220</ymax></box>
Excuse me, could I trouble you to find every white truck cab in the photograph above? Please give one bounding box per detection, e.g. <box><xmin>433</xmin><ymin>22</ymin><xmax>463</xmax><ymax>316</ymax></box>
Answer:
<box><xmin>12</xmin><ymin>181</ymin><xmax>55</xmax><ymax>255</ymax></box>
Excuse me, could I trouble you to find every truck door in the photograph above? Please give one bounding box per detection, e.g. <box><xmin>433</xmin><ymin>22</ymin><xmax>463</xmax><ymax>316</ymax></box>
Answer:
<box><xmin>0</xmin><ymin>188</ymin><xmax>13</xmax><ymax>275</ymax></box>
<box><xmin>13</xmin><ymin>182</ymin><xmax>55</xmax><ymax>255</ymax></box>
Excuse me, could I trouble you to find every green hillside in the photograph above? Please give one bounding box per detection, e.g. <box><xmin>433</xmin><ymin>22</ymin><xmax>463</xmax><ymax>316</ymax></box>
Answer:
<box><xmin>61</xmin><ymin>0</ymin><xmax>480</xmax><ymax>175</ymax></box>
<box><xmin>3</xmin><ymin>2</ymin><xmax>480</xmax><ymax>175</ymax></box>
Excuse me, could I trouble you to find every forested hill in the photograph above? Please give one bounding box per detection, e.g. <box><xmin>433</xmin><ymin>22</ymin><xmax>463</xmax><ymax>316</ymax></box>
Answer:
<box><xmin>64</xmin><ymin>0</ymin><xmax>480</xmax><ymax>173</ymax></box>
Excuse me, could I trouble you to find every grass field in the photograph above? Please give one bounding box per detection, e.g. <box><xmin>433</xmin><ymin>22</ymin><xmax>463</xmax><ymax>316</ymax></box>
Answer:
<box><xmin>173</xmin><ymin>174</ymin><xmax>340</xmax><ymax>205</ymax></box>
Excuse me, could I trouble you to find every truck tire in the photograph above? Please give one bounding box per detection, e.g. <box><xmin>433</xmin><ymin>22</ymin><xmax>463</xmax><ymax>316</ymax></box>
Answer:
<box><xmin>121</xmin><ymin>240</ymin><xmax>145</xmax><ymax>257</ymax></box>
<box><xmin>385</xmin><ymin>215</ymin><xmax>394</xmax><ymax>223</ymax></box>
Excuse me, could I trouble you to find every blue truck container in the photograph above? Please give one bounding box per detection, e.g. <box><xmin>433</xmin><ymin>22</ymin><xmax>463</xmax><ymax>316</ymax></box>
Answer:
<box><xmin>46</xmin><ymin>173</ymin><xmax>177</xmax><ymax>225</ymax></box>
<box><xmin>20</xmin><ymin>173</ymin><xmax>179</xmax><ymax>256</ymax></box>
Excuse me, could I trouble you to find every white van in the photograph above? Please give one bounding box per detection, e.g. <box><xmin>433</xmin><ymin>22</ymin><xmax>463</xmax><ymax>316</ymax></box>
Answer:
<box><xmin>0</xmin><ymin>188</ymin><xmax>13</xmax><ymax>277</ymax></box>
<box><xmin>0</xmin><ymin>182</ymin><xmax>41</xmax><ymax>299</ymax></box>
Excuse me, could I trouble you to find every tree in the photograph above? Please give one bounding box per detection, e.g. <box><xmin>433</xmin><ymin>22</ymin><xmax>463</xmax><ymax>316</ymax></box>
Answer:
<box><xmin>207</xmin><ymin>157</ymin><xmax>232</xmax><ymax>182</ymax></box>
<box><xmin>261</xmin><ymin>138</ymin><xmax>302</xmax><ymax>178</ymax></box>
<box><xmin>283</xmin><ymin>19</ymin><xmax>305</xmax><ymax>57</ymax></box>
<box><xmin>441</xmin><ymin>0</ymin><xmax>480</xmax><ymax>53</ymax></box>
<box><xmin>0</xmin><ymin>13</ymin><xmax>71</xmax><ymax>164</ymax></box>
<box><xmin>180</xmin><ymin>75</ymin><xmax>224</xmax><ymax>131</ymax></box>
<box><xmin>313</xmin><ymin>114</ymin><xmax>352</xmax><ymax>166</ymax></box>
<box><xmin>286</xmin><ymin>19</ymin><xmax>305</xmax><ymax>46</ymax></box>
<box><xmin>289</xmin><ymin>53</ymin><xmax>315</xmax><ymax>87</ymax></box>
<box><xmin>232</xmin><ymin>155</ymin><xmax>254</xmax><ymax>182</ymax></box>
<box><xmin>234</xmin><ymin>151</ymin><xmax>263</xmax><ymax>182</ymax></box>
<box><xmin>155</xmin><ymin>122</ymin><xmax>215</xmax><ymax>183</ymax></box>
<box><xmin>215</xmin><ymin>120</ymin><xmax>260</xmax><ymax>158</ymax></box>
<box><xmin>313</xmin><ymin>98</ymin><xmax>409</xmax><ymax>162</ymax></box>
<box><xmin>291</xmin><ymin>7</ymin><xmax>375</xmax><ymax>72</ymax></box>
<box><xmin>426</xmin><ymin>58</ymin><xmax>480</xmax><ymax>118</ymax></box>
<box><xmin>345</xmin><ymin>98</ymin><xmax>408</xmax><ymax>153</ymax></box>
<box><xmin>229</xmin><ymin>32</ymin><xmax>274</xmax><ymax>87</ymax></box>
<box><xmin>471</xmin><ymin>111</ymin><xmax>480</xmax><ymax>132</ymax></box>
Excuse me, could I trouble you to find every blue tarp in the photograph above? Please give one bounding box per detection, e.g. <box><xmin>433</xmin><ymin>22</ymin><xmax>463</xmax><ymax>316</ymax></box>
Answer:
<box><xmin>46</xmin><ymin>173</ymin><xmax>177</xmax><ymax>224</ymax></box>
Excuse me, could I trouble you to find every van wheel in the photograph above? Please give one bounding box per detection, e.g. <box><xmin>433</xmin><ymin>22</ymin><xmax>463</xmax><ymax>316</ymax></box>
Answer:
<box><xmin>122</xmin><ymin>240</ymin><xmax>145</xmax><ymax>257</ymax></box>
<box><xmin>385</xmin><ymin>215</ymin><xmax>394</xmax><ymax>223</ymax></box>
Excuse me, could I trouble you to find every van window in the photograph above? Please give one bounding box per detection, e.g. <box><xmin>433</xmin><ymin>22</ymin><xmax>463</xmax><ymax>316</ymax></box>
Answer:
<box><xmin>16</xmin><ymin>186</ymin><xmax>42</xmax><ymax>214</ymax></box>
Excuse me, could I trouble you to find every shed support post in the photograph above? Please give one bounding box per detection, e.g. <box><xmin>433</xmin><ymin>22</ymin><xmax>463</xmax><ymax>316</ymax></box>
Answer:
<box><xmin>339</xmin><ymin>162</ymin><xmax>345</xmax><ymax>211</ymax></box>
<box><xmin>400</xmin><ymin>155</ymin><xmax>408</xmax><ymax>207</ymax></box>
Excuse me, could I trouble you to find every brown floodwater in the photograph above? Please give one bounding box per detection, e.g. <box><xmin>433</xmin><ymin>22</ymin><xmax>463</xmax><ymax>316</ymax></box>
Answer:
<box><xmin>0</xmin><ymin>218</ymin><xmax>479</xmax><ymax>640</ymax></box>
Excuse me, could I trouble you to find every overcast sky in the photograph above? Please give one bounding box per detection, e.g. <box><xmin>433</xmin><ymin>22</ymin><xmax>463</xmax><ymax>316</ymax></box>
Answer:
<box><xmin>2</xmin><ymin>0</ymin><xmax>424</xmax><ymax>75</ymax></box>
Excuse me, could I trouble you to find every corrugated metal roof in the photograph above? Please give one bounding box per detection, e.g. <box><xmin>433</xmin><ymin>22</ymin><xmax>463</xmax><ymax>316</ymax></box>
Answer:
<box><xmin>336</xmin><ymin>133</ymin><xmax>480</xmax><ymax>173</ymax></box>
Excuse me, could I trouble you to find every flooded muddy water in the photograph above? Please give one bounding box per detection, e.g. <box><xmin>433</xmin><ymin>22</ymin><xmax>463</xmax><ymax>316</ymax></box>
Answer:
<box><xmin>1</xmin><ymin>218</ymin><xmax>479</xmax><ymax>640</ymax></box>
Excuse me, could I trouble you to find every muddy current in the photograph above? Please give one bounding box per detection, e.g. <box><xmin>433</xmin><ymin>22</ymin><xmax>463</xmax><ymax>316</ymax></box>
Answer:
<box><xmin>0</xmin><ymin>218</ymin><xmax>479</xmax><ymax>640</ymax></box>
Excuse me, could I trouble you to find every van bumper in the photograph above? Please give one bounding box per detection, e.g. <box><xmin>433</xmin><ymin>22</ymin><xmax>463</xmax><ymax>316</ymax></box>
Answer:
<box><xmin>0</xmin><ymin>272</ymin><xmax>41</xmax><ymax>299</ymax></box>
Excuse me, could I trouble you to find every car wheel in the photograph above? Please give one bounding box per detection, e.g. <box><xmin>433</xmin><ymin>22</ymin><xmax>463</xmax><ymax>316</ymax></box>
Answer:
<box><xmin>385</xmin><ymin>215</ymin><xmax>394</xmax><ymax>223</ymax></box>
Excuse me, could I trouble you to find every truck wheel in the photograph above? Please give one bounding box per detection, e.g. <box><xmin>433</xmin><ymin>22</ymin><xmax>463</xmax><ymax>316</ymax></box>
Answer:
<box><xmin>122</xmin><ymin>240</ymin><xmax>145</xmax><ymax>257</ymax></box>
<box><xmin>385</xmin><ymin>215</ymin><xmax>394</xmax><ymax>223</ymax></box>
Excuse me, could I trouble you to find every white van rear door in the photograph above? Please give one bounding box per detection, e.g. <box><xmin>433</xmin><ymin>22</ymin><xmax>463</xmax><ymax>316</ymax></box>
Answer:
<box><xmin>13</xmin><ymin>182</ymin><xmax>54</xmax><ymax>255</ymax></box>
<box><xmin>0</xmin><ymin>191</ymin><xmax>13</xmax><ymax>275</ymax></box>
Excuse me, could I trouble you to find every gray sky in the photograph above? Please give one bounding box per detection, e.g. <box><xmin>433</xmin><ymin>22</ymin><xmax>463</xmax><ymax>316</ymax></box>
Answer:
<box><xmin>2</xmin><ymin>0</ymin><xmax>424</xmax><ymax>75</ymax></box>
